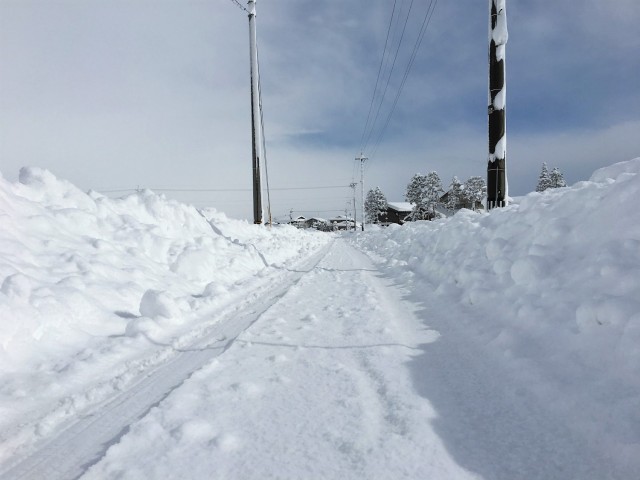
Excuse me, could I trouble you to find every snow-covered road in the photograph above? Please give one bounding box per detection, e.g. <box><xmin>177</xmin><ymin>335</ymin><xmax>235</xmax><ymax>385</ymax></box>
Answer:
<box><xmin>1</xmin><ymin>237</ymin><xmax>632</xmax><ymax>479</ymax></box>
<box><xmin>78</xmin><ymin>238</ymin><xmax>475</xmax><ymax>480</ymax></box>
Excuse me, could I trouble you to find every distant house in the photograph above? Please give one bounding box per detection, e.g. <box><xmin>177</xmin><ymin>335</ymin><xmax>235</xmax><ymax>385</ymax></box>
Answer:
<box><xmin>327</xmin><ymin>215</ymin><xmax>355</xmax><ymax>231</ymax></box>
<box><xmin>289</xmin><ymin>215</ymin><xmax>307</xmax><ymax>228</ymax></box>
<box><xmin>382</xmin><ymin>202</ymin><xmax>414</xmax><ymax>225</ymax></box>
<box><xmin>303</xmin><ymin>217</ymin><xmax>327</xmax><ymax>229</ymax></box>
<box><xmin>439</xmin><ymin>190</ymin><xmax>484</xmax><ymax>212</ymax></box>
<box><xmin>382</xmin><ymin>201</ymin><xmax>450</xmax><ymax>224</ymax></box>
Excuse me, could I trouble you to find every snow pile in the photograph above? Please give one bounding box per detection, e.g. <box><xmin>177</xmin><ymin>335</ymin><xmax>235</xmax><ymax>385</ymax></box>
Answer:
<box><xmin>0</xmin><ymin>167</ymin><xmax>328</xmax><ymax>369</ymax></box>
<box><xmin>356</xmin><ymin>158</ymin><xmax>640</xmax><ymax>469</ymax></box>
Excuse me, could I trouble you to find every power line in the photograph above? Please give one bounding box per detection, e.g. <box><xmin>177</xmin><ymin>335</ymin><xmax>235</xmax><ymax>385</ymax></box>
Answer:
<box><xmin>287</xmin><ymin>209</ymin><xmax>348</xmax><ymax>214</ymax></box>
<box><xmin>361</xmin><ymin>0</ymin><xmax>415</xmax><ymax>153</ymax></box>
<box><xmin>228</xmin><ymin>0</ymin><xmax>248</xmax><ymax>13</ymax></box>
<box><xmin>270</xmin><ymin>185</ymin><xmax>350</xmax><ymax>191</ymax></box>
<box><xmin>371</xmin><ymin>0</ymin><xmax>439</xmax><ymax>159</ymax></box>
<box><xmin>96</xmin><ymin>185</ymin><xmax>351</xmax><ymax>194</ymax></box>
<box><xmin>359</xmin><ymin>0</ymin><xmax>398</xmax><ymax>151</ymax></box>
<box><xmin>357</xmin><ymin>0</ymin><xmax>439</xmax><ymax>160</ymax></box>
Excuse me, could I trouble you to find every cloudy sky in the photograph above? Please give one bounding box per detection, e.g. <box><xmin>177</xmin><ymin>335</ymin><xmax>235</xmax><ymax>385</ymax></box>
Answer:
<box><xmin>1</xmin><ymin>0</ymin><xmax>639</xmax><ymax>221</ymax></box>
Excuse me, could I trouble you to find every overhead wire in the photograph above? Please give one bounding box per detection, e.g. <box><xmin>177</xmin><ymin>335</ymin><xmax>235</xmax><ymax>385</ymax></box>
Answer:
<box><xmin>357</xmin><ymin>0</ymin><xmax>439</xmax><ymax>162</ymax></box>
<box><xmin>371</xmin><ymin>0</ymin><xmax>439</xmax><ymax>159</ymax></box>
<box><xmin>228</xmin><ymin>0</ymin><xmax>248</xmax><ymax>14</ymax></box>
<box><xmin>359</xmin><ymin>0</ymin><xmax>398</xmax><ymax>152</ymax></box>
<box><xmin>96</xmin><ymin>185</ymin><xmax>350</xmax><ymax>194</ymax></box>
<box><xmin>361</xmin><ymin>0</ymin><xmax>415</xmax><ymax>154</ymax></box>
<box><xmin>256</xmin><ymin>38</ymin><xmax>273</xmax><ymax>224</ymax></box>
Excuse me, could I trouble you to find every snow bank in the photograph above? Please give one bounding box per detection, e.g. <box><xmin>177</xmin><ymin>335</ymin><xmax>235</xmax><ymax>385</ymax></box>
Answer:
<box><xmin>0</xmin><ymin>167</ymin><xmax>328</xmax><ymax>369</ymax></box>
<box><xmin>356</xmin><ymin>158</ymin><xmax>640</xmax><ymax>469</ymax></box>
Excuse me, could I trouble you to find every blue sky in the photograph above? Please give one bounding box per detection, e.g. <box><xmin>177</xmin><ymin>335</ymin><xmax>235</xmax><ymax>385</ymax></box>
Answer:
<box><xmin>1</xmin><ymin>0</ymin><xmax>639</xmax><ymax>220</ymax></box>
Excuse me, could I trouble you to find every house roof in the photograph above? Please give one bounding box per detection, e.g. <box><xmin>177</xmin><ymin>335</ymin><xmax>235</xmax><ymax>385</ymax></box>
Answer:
<box><xmin>387</xmin><ymin>202</ymin><xmax>413</xmax><ymax>212</ymax></box>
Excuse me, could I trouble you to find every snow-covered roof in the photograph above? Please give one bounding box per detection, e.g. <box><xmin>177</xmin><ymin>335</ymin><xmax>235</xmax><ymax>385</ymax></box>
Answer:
<box><xmin>387</xmin><ymin>202</ymin><xmax>413</xmax><ymax>212</ymax></box>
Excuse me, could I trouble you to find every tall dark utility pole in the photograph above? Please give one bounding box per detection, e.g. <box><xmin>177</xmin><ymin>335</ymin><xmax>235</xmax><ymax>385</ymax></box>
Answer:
<box><xmin>487</xmin><ymin>0</ymin><xmax>508</xmax><ymax>209</ymax></box>
<box><xmin>248</xmin><ymin>0</ymin><xmax>263</xmax><ymax>224</ymax></box>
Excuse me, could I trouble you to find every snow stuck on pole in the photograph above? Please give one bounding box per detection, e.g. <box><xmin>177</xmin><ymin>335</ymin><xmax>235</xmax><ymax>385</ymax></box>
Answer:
<box><xmin>248</xmin><ymin>0</ymin><xmax>263</xmax><ymax>224</ymax></box>
<box><xmin>487</xmin><ymin>0</ymin><xmax>508</xmax><ymax>209</ymax></box>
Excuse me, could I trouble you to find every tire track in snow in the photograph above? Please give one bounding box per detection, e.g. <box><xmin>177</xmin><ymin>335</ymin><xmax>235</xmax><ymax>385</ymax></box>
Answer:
<box><xmin>0</xmin><ymin>242</ymin><xmax>333</xmax><ymax>480</ymax></box>
<box><xmin>74</xmin><ymin>239</ymin><xmax>470</xmax><ymax>479</ymax></box>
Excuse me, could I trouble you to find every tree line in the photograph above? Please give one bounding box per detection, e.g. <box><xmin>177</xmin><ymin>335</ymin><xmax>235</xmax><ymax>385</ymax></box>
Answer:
<box><xmin>536</xmin><ymin>163</ymin><xmax>566</xmax><ymax>192</ymax></box>
<box><xmin>365</xmin><ymin>173</ymin><xmax>487</xmax><ymax>224</ymax></box>
<box><xmin>365</xmin><ymin>163</ymin><xmax>568</xmax><ymax>224</ymax></box>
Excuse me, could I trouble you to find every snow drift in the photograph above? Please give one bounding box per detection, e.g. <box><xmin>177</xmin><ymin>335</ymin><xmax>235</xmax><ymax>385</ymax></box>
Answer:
<box><xmin>356</xmin><ymin>158</ymin><xmax>640</xmax><ymax>471</ymax></box>
<box><xmin>0</xmin><ymin>167</ymin><xmax>328</xmax><ymax>369</ymax></box>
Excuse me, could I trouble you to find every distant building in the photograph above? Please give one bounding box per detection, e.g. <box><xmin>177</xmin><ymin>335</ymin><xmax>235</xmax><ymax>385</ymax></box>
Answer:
<box><xmin>289</xmin><ymin>215</ymin><xmax>307</xmax><ymax>228</ymax></box>
<box><xmin>439</xmin><ymin>190</ymin><xmax>484</xmax><ymax>212</ymax></box>
<box><xmin>382</xmin><ymin>202</ymin><xmax>413</xmax><ymax>225</ymax></box>
<box><xmin>327</xmin><ymin>215</ymin><xmax>355</xmax><ymax>231</ymax></box>
<box><xmin>303</xmin><ymin>217</ymin><xmax>327</xmax><ymax>229</ymax></box>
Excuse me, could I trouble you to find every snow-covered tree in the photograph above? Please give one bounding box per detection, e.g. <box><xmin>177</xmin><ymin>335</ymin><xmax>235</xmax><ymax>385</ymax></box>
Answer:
<box><xmin>550</xmin><ymin>167</ymin><xmax>567</xmax><ymax>188</ymax></box>
<box><xmin>365</xmin><ymin>187</ymin><xmax>388</xmax><ymax>224</ymax></box>
<box><xmin>405</xmin><ymin>172</ymin><xmax>443</xmax><ymax>220</ymax></box>
<box><xmin>536</xmin><ymin>163</ymin><xmax>552</xmax><ymax>192</ymax></box>
<box><xmin>463</xmin><ymin>176</ymin><xmax>486</xmax><ymax>211</ymax></box>
<box><xmin>405</xmin><ymin>174</ymin><xmax>425</xmax><ymax>205</ymax></box>
<box><xmin>405</xmin><ymin>174</ymin><xmax>428</xmax><ymax>221</ymax></box>
<box><xmin>423</xmin><ymin>171</ymin><xmax>443</xmax><ymax>214</ymax></box>
<box><xmin>446</xmin><ymin>176</ymin><xmax>463</xmax><ymax>211</ymax></box>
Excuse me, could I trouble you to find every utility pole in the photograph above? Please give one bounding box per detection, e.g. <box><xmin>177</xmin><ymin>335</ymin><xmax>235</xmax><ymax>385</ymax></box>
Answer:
<box><xmin>349</xmin><ymin>182</ymin><xmax>357</xmax><ymax>231</ymax></box>
<box><xmin>356</xmin><ymin>154</ymin><xmax>368</xmax><ymax>231</ymax></box>
<box><xmin>248</xmin><ymin>0</ymin><xmax>263</xmax><ymax>224</ymax></box>
<box><xmin>487</xmin><ymin>0</ymin><xmax>508</xmax><ymax>210</ymax></box>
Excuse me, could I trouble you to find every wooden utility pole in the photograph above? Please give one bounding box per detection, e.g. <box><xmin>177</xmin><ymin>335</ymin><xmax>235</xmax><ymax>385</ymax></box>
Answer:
<box><xmin>487</xmin><ymin>0</ymin><xmax>508</xmax><ymax>209</ymax></box>
<box><xmin>248</xmin><ymin>0</ymin><xmax>263</xmax><ymax>224</ymax></box>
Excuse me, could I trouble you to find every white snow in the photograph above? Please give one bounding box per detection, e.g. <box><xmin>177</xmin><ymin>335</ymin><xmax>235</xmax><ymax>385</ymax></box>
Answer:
<box><xmin>355</xmin><ymin>158</ymin><xmax>640</xmax><ymax>476</ymax></box>
<box><xmin>488</xmin><ymin>134</ymin><xmax>507</xmax><ymax>162</ymax></box>
<box><xmin>491</xmin><ymin>0</ymin><xmax>508</xmax><ymax>50</ymax></box>
<box><xmin>492</xmin><ymin>85</ymin><xmax>506</xmax><ymax>110</ymax></box>
<box><xmin>1</xmin><ymin>159</ymin><xmax>640</xmax><ymax>479</ymax></box>
<box><xmin>0</xmin><ymin>167</ymin><xmax>328</xmax><ymax>467</ymax></box>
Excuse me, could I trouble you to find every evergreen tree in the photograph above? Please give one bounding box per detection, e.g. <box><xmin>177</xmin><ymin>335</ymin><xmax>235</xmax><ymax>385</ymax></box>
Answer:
<box><xmin>464</xmin><ymin>176</ymin><xmax>487</xmax><ymax>211</ymax></box>
<box><xmin>405</xmin><ymin>172</ymin><xmax>443</xmax><ymax>220</ymax></box>
<box><xmin>405</xmin><ymin>174</ymin><xmax>429</xmax><ymax>221</ymax></box>
<box><xmin>424</xmin><ymin>171</ymin><xmax>443</xmax><ymax>215</ymax></box>
<box><xmin>405</xmin><ymin>174</ymin><xmax>426</xmax><ymax>205</ymax></box>
<box><xmin>536</xmin><ymin>163</ymin><xmax>552</xmax><ymax>192</ymax></box>
<box><xmin>550</xmin><ymin>167</ymin><xmax>567</xmax><ymax>188</ymax></box>
<box><xmin>446</xmin><ymin>176</ymin><xmax>463</xmax><ymax>211</ymax></box>
<box><xmin>365</xmin><ymin>187</ymin><xmax>388</xmax><ymax>224</ymax></box>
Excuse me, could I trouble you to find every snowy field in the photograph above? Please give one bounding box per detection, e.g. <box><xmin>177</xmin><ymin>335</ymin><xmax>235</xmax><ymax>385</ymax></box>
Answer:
<box><xmin>1</xmin><ymin>159</ymin><xmax>639</xmax><ymax>479</ymax></box>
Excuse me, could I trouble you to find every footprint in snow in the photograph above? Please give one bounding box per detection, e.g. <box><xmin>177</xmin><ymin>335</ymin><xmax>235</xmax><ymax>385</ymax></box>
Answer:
<box><xmin>267</xmin><ymin>353</ymin><xmax>288</xmax><ymax>363</ymax></box>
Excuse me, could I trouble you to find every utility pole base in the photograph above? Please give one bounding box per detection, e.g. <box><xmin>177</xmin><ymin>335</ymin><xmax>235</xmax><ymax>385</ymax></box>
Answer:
<box><xmin>487</xmin><ymin>157</ymin><xmax>506</xmax><ymax>210</ymax></box>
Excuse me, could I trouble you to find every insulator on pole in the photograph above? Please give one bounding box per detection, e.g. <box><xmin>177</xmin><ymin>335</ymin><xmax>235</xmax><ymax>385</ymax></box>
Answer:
<box><xmin>487</xmin><ymin>0</ymin><xmax>508</xmax><ymax>210</ymax></box>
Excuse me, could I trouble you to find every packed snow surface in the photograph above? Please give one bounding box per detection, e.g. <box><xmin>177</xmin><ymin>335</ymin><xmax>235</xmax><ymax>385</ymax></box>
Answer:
<box><xmin>1</xmin><ymin>159</ymin><xmax>639</xmax><ymax>479</ymax></box>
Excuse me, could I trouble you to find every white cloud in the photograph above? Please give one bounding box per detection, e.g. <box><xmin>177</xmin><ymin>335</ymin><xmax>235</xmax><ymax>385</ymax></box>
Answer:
<box><xmin>0</xmin><ymin>0</ymin><xmax>638</xmax><ymax>220</ymax></box>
